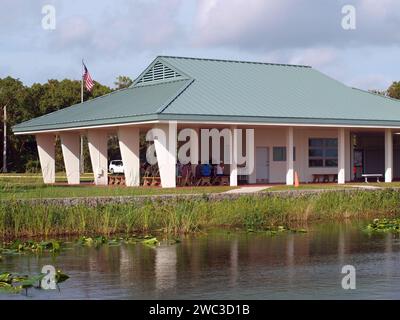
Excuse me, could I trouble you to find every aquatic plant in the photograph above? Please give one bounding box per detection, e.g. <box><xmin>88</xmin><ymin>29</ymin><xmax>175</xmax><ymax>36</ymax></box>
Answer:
<box><xmin>76</xmin><ymin>235</ymin><xmax>160</xmax><ymax>248</ymax></box>
<box><xmin>366</xmin><ymin>218</ymin><xmax>400</xmax><ymax>233</ymax></box>
<box><xmin>0</xmin><ymin>239</ymin><xmax>62</xmax><ymax>256</ymax></box>
<box><xmin>247</xmin><ymin>225</ymin><xmax>307</xmax><ymax>235</ymax></box>
<box><xmin>0</xmin><ymin>270</ymin><xmax>69</xmax><ymax>295</ymax></box>
<box><xmin>141</xmin><ymin>237</ymin><xmax>159</xmax><ymax>247</ymax></box>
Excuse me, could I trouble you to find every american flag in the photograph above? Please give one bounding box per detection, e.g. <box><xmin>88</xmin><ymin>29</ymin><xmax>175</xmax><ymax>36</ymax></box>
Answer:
<box><xmin>83</xmin><ymin>63</ymin><xmax>94</xmax><ymax>92</ymax></box>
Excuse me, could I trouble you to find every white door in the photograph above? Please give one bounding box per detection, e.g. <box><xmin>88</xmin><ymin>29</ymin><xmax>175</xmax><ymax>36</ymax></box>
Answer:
<box><xmin>256</xmin><ymin>147</ymin><xmax>269</xmax><ymax>182</ymax></box>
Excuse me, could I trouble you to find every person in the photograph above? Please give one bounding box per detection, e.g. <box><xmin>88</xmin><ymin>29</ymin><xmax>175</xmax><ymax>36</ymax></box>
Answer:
<box><xmin>195</xmin><ymin>161</ymin><xmax>202</xmax><ymax>179</ymax></box>
<box><xmin>216</xmin><ymin>161</ymin><xmax>225</xmax><ymax>176</ymax></box>
<box><xmin>143</xmin><ymin>163</ymin><xmax>152</xmax><ymax>177</ymax></box>
<box><xmin>181</xmin><ymin>162</ymin><xmax>192</xmax><ymax>186</ymax></box>
<box><xmin>176</xmin><ymin>161</ymin><xmax>182</xmax><ymax>177</ymax></box>
<box><xmin>201</xmin><ymin>162</ymin><xmax>212</xmax><ymax>177</ymax></box>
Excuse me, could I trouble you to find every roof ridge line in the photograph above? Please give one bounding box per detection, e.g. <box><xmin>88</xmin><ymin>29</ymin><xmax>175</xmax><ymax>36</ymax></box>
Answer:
<box><xmin>157</xmin><ymin>79</ymin><xmax>195</xmax><ymax>114</ymax></box>
<box><xmin>158</xmin><ymin>55</ymin><xmax>312</xmax><ymax>68</ymax></box>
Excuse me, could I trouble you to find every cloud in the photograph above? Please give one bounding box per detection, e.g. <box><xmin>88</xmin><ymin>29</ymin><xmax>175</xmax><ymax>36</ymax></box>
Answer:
<box><xmin>44</xmin><ymin>0</ymin><xmax>185</xmax><ymax>58</ymax></box>
<box><xmin>349</xmin><ymin>74</ymin><xmax>391</xmax><ymax>91</ymax></box>
<box><xmin>50</xmin><ymin>16</ymin><xmax>92</xmax><ymax>50</ymax></box>
<box><xmin>288</xmin><ymin>47</ymin><xmax>339</xmax><ymax>68</ymax></box>
<box><xmin>1</xmin><ymin>0</ymin><xmax>399</xmax><ymax>92</ymax></box>
<box><xmin>192</xmin><ymin>0</ymin><xmax>400</xmax><ymax>50</ymax></box>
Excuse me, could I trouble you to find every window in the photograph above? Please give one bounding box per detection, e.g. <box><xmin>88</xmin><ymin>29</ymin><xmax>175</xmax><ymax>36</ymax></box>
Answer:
<box><xmin>308</xmin><ymin>138</ymin><xmax>338</xmax><ymax>167</ymax></box>
<box><xmin>273</xmin><ymin>147</ymin><xmax>296</xmax><ymax>162</ymax></box>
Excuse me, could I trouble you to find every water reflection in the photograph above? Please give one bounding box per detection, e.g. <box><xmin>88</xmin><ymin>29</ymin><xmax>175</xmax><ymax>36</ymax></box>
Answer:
<box><xmin>286</xmin><ymin>234</ymin><xmax>294</xmax><ymax>286</ymax></box>
<box><xmin>155</xmin><ymin>245</ymin><xmax>177</xmax><ymax>293</ymax></box>
<box><xmin>2</xmin><ymin>221</ymin><xmax>400</xmax><ymax>299</ymax></box>
<box><xmin>229</xmin><ymin>238</ymin><xmax>238</xmax><ymax>287</ymax></box>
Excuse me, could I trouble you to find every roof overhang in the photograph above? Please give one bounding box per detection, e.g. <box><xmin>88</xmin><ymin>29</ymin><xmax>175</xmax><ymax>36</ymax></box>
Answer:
<box><xmin>14</xmin><ymin>113</ymin><xmax>400</xmax><ymax>135</ymax></box>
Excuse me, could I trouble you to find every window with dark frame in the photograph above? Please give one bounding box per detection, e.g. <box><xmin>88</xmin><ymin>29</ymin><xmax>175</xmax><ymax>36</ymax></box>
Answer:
<box><xmin>308</xmin><ymin>138</ymin><xmax>338</xmax><ymax>167</ymax></box>
<box><xmin>273</xmin><ymin>147</ymin><xmax>296</xmax><ymax>162</ymax></box>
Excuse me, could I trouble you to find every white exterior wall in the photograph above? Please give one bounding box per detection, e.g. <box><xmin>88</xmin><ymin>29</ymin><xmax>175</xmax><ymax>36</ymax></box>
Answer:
<box><xmin>250</xmin><ymin>127</ymin><xmax>348</xmax><ymax>183</ymax></box>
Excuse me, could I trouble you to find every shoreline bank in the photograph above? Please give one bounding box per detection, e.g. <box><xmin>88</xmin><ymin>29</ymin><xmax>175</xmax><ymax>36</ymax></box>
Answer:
<box><xmin>0</xmin><ymin>187</ymin><xmax>383</xmax><ymax>207</ymax></box>
<box><xmin>1</xmin><ymin>189</ymin><xmax>400</xmax><ymax>239</ymax></box>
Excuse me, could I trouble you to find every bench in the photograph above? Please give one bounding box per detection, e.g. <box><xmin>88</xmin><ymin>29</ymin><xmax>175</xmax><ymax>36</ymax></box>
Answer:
<box><xmin>312</xmin><ymin>174</ymin><xmax>338</xmax><ymax>183</ymax></box>
<box><xmin>361</xmin><ymin>174</ymin><xmax>382</xmax><ymax>183</ymax></box>
<box><xmin>196</xmin><ymin>177</ymin><xmax>212</xmax><ymax>186</ymax></box>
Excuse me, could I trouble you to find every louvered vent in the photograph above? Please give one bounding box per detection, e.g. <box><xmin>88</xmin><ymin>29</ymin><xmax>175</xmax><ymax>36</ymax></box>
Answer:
<box><xmin>137</xmin><ymin>61</ymin><xmax>182</xmax><ymax>84</ymax></box>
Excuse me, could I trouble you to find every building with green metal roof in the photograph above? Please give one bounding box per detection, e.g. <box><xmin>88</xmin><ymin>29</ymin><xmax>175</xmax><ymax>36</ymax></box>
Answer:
<box><xmin>13</xmin><ymin>56</ymin><xmax>400</xmax><ymax>187</ymax></box>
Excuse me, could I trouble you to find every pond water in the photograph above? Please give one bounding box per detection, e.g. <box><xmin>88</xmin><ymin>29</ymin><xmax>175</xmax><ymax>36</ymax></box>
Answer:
<box><xmin>1</xmin><ymin>221</ymin><xmax>400</xmax><ymax>300</ymax></box>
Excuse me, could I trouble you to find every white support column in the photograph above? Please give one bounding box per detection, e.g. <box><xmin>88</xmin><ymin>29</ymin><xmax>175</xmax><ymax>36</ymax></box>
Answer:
<box><xmin>230</xmin><ymin>127</ymin><xmax>238</xmax><ymax>186</ymax></box>
<box><xmin>153</xmin><ymin>122</ymin><xmax>177</xmax><ymax>188</ymax></box>
<box><xmin>60</xmin><ymin>132</ymin><xmax>80</xmax><ymax>184</ymax></box>
<box><xmin>345</xmin><ymin>130</ymin><xmax>352</xmax><ymax>182</ymax></box>
<box><xmin>36</xmin><ymin>133</ymin><xmax>55</xmax><ymax>184</ymax></box>
<box><xmin>286</xmin><ymin>127</ymin><xmax>294</xmax><ymax>185</ymax></box>
<box><xmin>118</xmin><ymin>127</ymin><xmax>140</xmax><ymax>187</ymax></box>
<box><xmin>187</xmin><ymin>127</ymin><xmax>200</xmax><ymax>174</ymax></box>
<box><xmin>385</xmin><ymin>128</ymin><xmax>393</xmax><ymax>183</ymax></box>
<box><xmin>190</xmin><ymin>128</ymin><xmax>199</xmax><ymax>165</ymax></box>
<box><xmin>338</xmin><ymin>128</ymin><xmax>346</xmax><ymax>184</ymax></box>
<box><xmin>87</xmin><ymin>130</ymin><xmax>108</xmax><ymax>185</ymax></box>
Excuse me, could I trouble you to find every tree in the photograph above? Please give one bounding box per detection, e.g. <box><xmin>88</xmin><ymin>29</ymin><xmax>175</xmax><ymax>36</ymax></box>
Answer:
<box><xmin>114</xmin><ymin>76</ymin><xmax>133</xmax><ymax>90</ymax></box>
<box><xmin>0</xmin><ymin>77</ymin><xmax>34</xmax><ymax>172</ymax></box>
<box><xmin>90</xmin><ymin>81</ymin><xmax>112</xmax><ymax>99</ymax></box>
<box><xmin>387</xmin><ymin>81</ymin><xmax>400</xmax><ymax>100</ymax></box>
<box><xmin>0</xmin><ymin>76</ymin><xmax>112</xmax><ymax>173</ymax></box>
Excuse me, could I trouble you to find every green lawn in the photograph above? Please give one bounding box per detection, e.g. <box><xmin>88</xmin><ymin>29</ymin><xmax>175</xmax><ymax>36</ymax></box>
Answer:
<box><xmin>3</xmin><ymin>173</ymin><xmax>400</xmax><ymax>200</ymax></box>
<box><xmin>264</xmin><ymin>183</ymin><xmax>350</xmax><ymax>191</ymax></box>
<box><xmin>346</xmin><ymin>182</ymin><xmax>400</xmax><ymax>188</ymax></box>
<box><xmin>267</xmin><ymin>182</ymin><xmax>400</xmax><ymax>191</ymax></box>
<box><xmin>0</xmin><ymin>173</ymin><xmax>94</xmax><ymax>184</ymax></box>
<box><xmin>267</xmin><ymin>184</ymin><xmax>354</xmax><ymax>191</ymax></box>
<box><xmin>0</xmin><ymin>173</ymin><xmax>234</xmax><ymax>199</ymax></box>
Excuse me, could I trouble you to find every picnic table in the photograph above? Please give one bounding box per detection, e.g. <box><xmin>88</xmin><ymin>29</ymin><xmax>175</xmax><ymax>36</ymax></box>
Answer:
<box><xmin>312</xmin><ymin>173</ymin><xmax>338</xmax><ymax>183</ymax></box>
<box><xmin>108</xmin><ymin>175</ymin><xmax>126</xmax><ymax>185</ymax></box>
<box><xmin>197</xmin><ymin>177</ymin><xmax>212</xmax><ymax>186</ymax></box>
<box><xmin>142</xmin><ymin>176</ymin><xmax>161</xmax><ymax>186</ymax></box>
<box><xmin>214</xmin><ymin>176</ymin><xmax>230</xmax><ymax>186</ymax></box>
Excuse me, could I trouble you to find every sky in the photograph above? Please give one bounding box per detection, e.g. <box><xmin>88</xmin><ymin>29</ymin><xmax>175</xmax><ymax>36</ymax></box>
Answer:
<box><xmin>1</xmin><ymin>0</ymin><xmax>400</xmax><ymax>90</ymax></box>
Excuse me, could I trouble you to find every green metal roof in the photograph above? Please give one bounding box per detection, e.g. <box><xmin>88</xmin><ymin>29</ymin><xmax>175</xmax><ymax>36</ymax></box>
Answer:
<box><xmin>13</xmin><ymin>78</ymin><xmax>192</xmax><ymax>132</ymax></box>
<box><xmin>13</xmin><ymin>55</ymin><xmax>400</xmax><ymax>133</ymax></box>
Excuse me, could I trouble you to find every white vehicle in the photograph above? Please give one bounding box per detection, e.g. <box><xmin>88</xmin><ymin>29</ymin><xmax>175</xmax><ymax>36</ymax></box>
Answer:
<box><xmin>109</xmin><ymin>160</ymin><xmax>124</xmax><ymax>174</ymax></box>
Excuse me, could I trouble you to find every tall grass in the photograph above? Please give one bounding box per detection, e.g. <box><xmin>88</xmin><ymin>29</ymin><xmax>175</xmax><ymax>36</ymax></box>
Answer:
<box><xmin>1</xmin><ymin>189</ymin><xmax>400</xmax><ymax>239</ymax></box>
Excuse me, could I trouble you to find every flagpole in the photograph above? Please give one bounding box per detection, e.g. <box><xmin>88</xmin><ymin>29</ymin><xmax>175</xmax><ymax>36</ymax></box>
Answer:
<box><xmin>2</xmin><ymin>104</ymin><xmax>7</xmax><ymax>173</ymax></box>
<box><xmin>81</xmin><ymin>59</ymin><xmax>84</xmax><ymax>103</ymax></box>
<box><xmin>80</xmin><ymin>59</ymin><xmax>84</xmax><ymax>174</ymax></box>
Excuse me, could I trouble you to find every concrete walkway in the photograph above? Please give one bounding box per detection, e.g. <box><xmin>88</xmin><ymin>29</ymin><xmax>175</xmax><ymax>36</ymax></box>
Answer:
<box><xmin>223</xmin><ymin>186</ymin><xmax>270</xmax><ymax>194</ymax></box>
<box><xmin>347</xmin><ymin>184</ymin><xmax>383</xmax><ymax>190</ymax></box>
